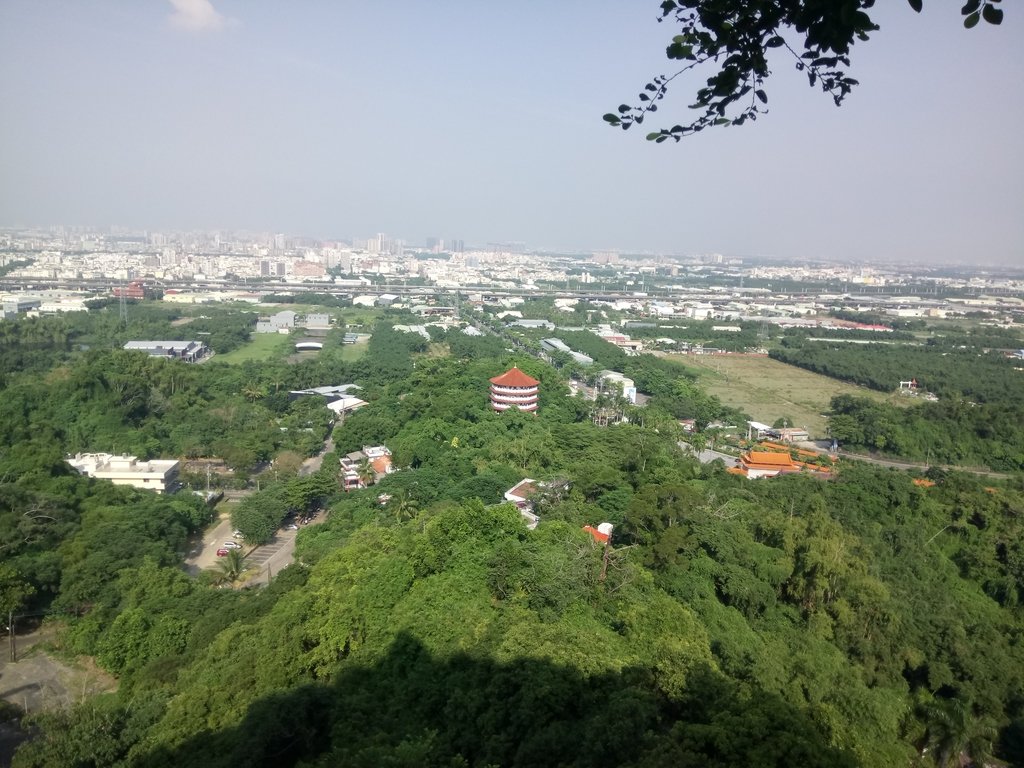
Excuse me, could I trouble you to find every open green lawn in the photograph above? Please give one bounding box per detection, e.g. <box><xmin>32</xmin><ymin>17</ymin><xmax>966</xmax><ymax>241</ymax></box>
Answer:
<box><xmin>336</xmin><ymin>336</ymin><xmax>369</xmax><ymax>361</ymax></box>
<box><xmin>214</xmin><ymin>332</ymin><xmax>291</xmax><ymax>364</ymax></box>
<box><xmin>669</xmin><ymin>353</ymin><xmax>907</xmax><ymax>438</ymax></box>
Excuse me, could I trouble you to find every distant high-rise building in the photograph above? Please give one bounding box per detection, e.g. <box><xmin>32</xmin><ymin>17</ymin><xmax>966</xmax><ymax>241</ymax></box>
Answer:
<box><xmin>260</xmin><ymin>260</ymin><xmax>271</xmax><ymax>276</ymax></box>
<box><xmin>425</xmin><ymin>237</ymin><xmax>439</xmax><ymax>251</ymax></box>
<box><xmin>275</xmin><ymin>262</ymin><xmax>286</xmax><ymax>277</ymax></box>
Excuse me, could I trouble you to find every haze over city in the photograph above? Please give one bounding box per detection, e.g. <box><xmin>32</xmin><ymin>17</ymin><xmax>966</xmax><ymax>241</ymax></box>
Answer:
<box><xmin>1</xmin><ymin>1</ymin><xmax>1021</xmax><ymax>265</ymax></box>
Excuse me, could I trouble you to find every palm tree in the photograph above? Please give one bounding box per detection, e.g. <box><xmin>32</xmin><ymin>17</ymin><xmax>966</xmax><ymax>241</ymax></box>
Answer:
<box><xmin>922</xmin><ymin>698</ymin><xmax>995</xmax><ymax>768</ymax></box>
<box><xmin>356</xmin><ymin>458</ymin><xmax>375</xmax><ymax>488</ymax></box>
<box><xmin>242</xmin><ymin>382</ymin><xmax>265</xmax><ymax>402</ymax></box>
<box><xmin>391</xmin><ymin>490</ymin><xmax>420</xmax><ymax>523</ymax></box>
<box><xmin>211</xmin><ymin>549</ymin><xmax>249</xmax><ymax>587</ymax></box>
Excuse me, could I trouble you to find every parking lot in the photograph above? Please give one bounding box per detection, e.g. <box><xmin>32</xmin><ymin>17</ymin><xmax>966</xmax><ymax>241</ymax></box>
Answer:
<box><xmin>184</xmin><ymin>505</ymin><xmax>322</xmax><ymax>586</ymax></box>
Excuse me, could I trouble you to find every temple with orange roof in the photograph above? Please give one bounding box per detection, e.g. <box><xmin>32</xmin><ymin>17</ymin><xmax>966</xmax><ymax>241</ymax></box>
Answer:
<box><xmin>490</xmin><ymin>366</ymin><xmax>539</xmax><ymax>413</ymax></box>
<box><xmin>728</xmin><ymin>449</ymin><xmax>833</xmax><ymax>480</ymax></box>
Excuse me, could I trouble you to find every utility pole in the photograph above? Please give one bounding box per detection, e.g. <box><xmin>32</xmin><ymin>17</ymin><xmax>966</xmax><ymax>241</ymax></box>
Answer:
<box><xmin>8</xmin><ymin>610</ymin><xmax>15</xmax><ymax>663</ymax></box>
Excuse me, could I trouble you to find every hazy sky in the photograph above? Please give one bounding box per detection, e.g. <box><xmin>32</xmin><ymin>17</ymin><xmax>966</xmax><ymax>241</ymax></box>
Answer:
<box><xmin>1</xmin><ymin>1</ymin><xmax>1021</xmax><ymax>265</ymax></box>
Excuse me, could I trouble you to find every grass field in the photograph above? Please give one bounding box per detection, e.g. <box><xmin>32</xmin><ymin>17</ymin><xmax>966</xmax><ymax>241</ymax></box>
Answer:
<box><xmin>214</xmin><ymin>333</ymin><xmax>291</xmax><ymax>364</ymax></box>
<box><xmin>336</xmin><ymin>336</ymin><xmax>369</xmax><ymax>361</ymax></box>
<box><xmin>668</xmin><ymin>354</ymin><xmax>905</xmax><ymax>438</ymax></box>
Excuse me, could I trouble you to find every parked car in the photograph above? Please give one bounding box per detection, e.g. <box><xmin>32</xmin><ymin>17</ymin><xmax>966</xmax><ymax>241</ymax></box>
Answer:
<box><xmin>222</xmin><ymin>541</ymin><xmax>242</xmax><ymax>549</ymax></box>
<box><xmin>284</xmin><ymin>523</ymin><xmax>299</xmax><ymax>531</ymax></box>
<box><xmin>216</xmin><ymin>548</ymin><xmax>230</xmax><ymax>557</ymax></box>
<box><xmin>232</xmin><ymin>530</ymin><xmax>244</xmax><ymax>539</ymax></box>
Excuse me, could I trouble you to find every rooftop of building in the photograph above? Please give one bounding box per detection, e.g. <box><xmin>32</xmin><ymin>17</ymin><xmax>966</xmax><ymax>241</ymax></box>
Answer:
<box><xmin>490</xmin><ymin>366</ymin><xmax>539</xmax><ymax>388</ymax></box>
<box><xmin>67</xmin><ymin>452</ymin><xmax>179</xmax><ymax>474</ymax></box>
<box><xmin>742</xmin><ymin>451</ymin><xmax>797</xmax><ymax>468</ymax></box>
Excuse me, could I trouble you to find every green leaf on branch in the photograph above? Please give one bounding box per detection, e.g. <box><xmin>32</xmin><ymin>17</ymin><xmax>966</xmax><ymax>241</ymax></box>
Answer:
<box><xmin>983</xmin><ymin>4</ymin><xmax>1003</xmax><ymax>23</ymax></box>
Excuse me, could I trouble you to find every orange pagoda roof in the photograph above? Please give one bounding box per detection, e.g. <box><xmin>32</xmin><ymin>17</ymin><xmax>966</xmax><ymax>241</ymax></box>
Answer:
<box><xmin>490</xmin><ymin>366</ymin><xmax>539</xmax><ymax>387</ymax></box>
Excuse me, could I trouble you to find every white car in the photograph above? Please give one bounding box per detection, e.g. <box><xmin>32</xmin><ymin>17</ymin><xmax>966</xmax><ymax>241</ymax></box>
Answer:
<box><xmin>222</xmin><ymin>541</ymin><xmax>242</xmax><ymax>549</ymax></box>
<box><xmin>232</xmin><ymin>530</ymin><xmax>244</xmax><ymax>539</ymax></box>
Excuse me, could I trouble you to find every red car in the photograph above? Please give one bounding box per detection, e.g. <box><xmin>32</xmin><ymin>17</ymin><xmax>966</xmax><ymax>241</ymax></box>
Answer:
<box><xmin>216</xmin><ymin>548</ymin><xmax>230</xmax><ymax>557</ymax></box>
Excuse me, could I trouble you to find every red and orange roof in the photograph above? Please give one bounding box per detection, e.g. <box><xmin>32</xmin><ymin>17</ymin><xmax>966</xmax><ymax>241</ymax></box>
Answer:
<box><xmin>490</xmin><ymin>366</ymin><xmax>539</xmax><ymax>387</ymax></box>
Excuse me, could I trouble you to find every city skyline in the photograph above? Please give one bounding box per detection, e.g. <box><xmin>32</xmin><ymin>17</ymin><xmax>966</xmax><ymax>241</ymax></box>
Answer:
<box><xmin>1</xmin><ymin>2</ymin><xmax>1022</xmax><ymax>265</ymax></box>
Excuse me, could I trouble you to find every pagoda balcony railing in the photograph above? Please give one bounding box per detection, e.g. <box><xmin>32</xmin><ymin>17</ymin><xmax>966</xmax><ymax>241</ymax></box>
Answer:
<box><xmin>490</xmin><ymin>384</ymin><xmax>539</xmax><ymax>396</ymax></box>
<box><xmin>490</xmin><ymin>393</ymin><xmax>539</xmax><ymax>404</ymax></box>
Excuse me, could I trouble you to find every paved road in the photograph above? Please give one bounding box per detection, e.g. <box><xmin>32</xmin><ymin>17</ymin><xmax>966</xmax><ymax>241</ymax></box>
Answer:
<box><xmin>186</xmin><ymin>426</ymin><xmax>334</xmax><ymax>584</ymax></box>
<box><xmin>299</xmin><ymin>426</ymin><xmax>336</xmax><ymax>477</ymax></box>
<box><xmin>794</xmin><ymin>440</ymin><xmax>1012</xmax><ymax>478</ymax></box>
<box><xmin>183</xmin><ymin>507</ymin><xmax>246</xmax><ymax>576</ymax></box>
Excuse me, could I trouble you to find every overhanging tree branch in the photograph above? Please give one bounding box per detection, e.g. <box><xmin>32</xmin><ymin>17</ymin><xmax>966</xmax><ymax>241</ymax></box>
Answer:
<box><xmin>605</xmin><ymin>0</ymin><xmax>1004</xmax><ymax>142</ymax></box>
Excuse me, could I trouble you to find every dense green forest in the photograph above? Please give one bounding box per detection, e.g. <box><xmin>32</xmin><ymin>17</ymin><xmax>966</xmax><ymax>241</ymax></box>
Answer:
<box><xmin>771</xmin><ymin>341</ymin><xmax>1024</xmax><ymax>471</ymax></box>
<box><xmin>2</xmin><ymin>308</ymin><xmax>1023</xmax><ymax>767</ymax></box>
<box><xmin>771</xmin><ymin>342</ymin><xmax>1022</xmax><ymax>404</ymax></box>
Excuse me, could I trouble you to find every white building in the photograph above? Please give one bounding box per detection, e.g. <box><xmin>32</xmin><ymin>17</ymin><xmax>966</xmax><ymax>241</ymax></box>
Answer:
<box><xmin>122</xmin><ymin>340</ymin><xmax>209</xmax><ymax>363</ymax></box>
<box><xmin>597</xmin><ymin>370</ymin><xmax>638</xmax><ymax>404</ymax></box>
<box><xmin>255</xmin><ymin>310</ymin><xmax>297</xmax><ymax>334</ymax></box>
<box><xmin>66</xmin><ymin>453</ymin><xmax>180</xmax><ymax>494</ymax></box>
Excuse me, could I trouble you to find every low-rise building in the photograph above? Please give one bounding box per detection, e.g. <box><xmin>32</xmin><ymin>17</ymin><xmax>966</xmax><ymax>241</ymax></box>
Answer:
<box><xmin>304</xmin><ymin>313</ymin><xmax>331</xmax><ymax>329</ymax></box>
<box><xmin>255</xmin><ymin>310</ymin><xmax>297</xmax><ymax>334</ymax></box>
<box><xmin>66</xmin><ymin>453</ymin><xmax>180</xmax><ymax>493</ymax></box>
<box><xmin>776</xmin><ymin>427</ymin><xmax>810</xmax><ymax>443</ymax></box>
<box><xmin>733</xmin><ymin>451</ymin><xmax>799</xmax><ymax>479</ymax></box>
<box><xmin>504</xmin><ymin>478</ymin><xmax>541</xmax><ymax>529</ymax></box>
<box><xmin>503</xmin><ymin>478</ymin><xmax>571</xmax><ymax>530</ymax></box>
<box><xmin>728</xmin><ymin>449</ymin><xmax>833</xmax><ymax>480</ymax></box>
<box><xmin>540</xmin><ymin>338</ymin><xmax>594</xmax><ymax>366</ymax></box>
<box><xmin>1</xmin><ymin>296</ymin><xmax>42</xmax><ymax>319</ymax></box>
<box><xmin>510</xmin><ymin>318</ymin><xmax>554</xmax><ymax>330</ymax></box>
<box><xmin>597</xmin><ymin>370</ymin><xmax>637</xmax><ymax>404</ymax></box>
<box><xmin>339</xmin><ymin>446</ymin><xmax>395</xmax><ymax>490</ymax></box>
<box><xmin>326</xmin><ymin>395</ymin><xmax>368</xmax><ymax>416</ymax></box>
<box><xmin>123</xmin><ymin>340</ymin><xmax>209</xmax><ymax>362</ymax></box>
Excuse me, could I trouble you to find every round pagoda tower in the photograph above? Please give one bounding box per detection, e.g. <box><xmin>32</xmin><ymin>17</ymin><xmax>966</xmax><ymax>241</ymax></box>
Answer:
<box><xmin>489</xmin><ymin>366</ymin><xmax>539</xmax><ymax>413</ymax></box>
